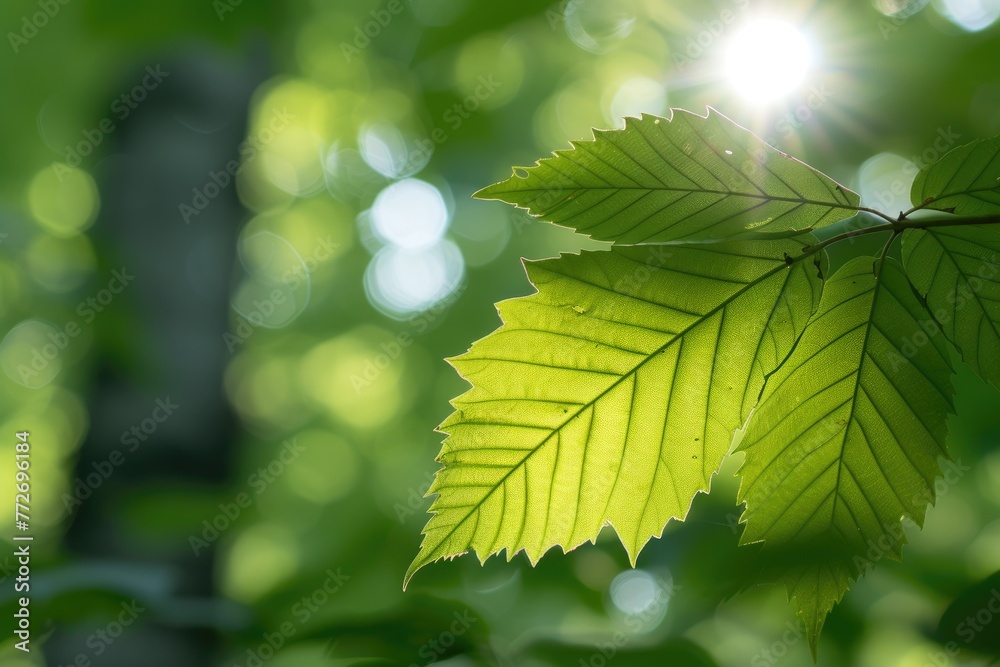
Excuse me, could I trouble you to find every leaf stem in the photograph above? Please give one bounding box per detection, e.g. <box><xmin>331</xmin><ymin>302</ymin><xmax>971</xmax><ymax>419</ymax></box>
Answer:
<box><xmin>879</xmin><ymin>230</ymin><xmax>901</xmax><ymax>262</ymax></box>
<box><xmin>855</xmin><ymin>206</ymin><xmax>900</xmax><ymax>224</ymax></box>
<box><xmin>897</xmin><ymin>203</ymin><xmax>928</xmax><ymax>219</ymax></box>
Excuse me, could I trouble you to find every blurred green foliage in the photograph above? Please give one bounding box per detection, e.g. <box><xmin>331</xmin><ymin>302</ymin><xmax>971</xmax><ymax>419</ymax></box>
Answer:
<box><xmin>1</xmin><ymin>0</ymin><xmax>999</xmax><ymax>665</ymax></box>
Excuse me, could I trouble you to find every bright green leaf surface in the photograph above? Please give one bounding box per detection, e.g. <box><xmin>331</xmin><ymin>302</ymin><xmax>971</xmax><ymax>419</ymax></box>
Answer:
<box><xmin>737</xmin><ymin>256</ymin><xmax>955</xmax><ymax>653</ymax></box>
<box><xmin>902</xmin><ymin>225</ymin><xmax>1000</xmax><ymax>388</ymax></box>
<box><xmin>474</xmin><ymin>108</ymin><xmax>861</xmax><ymax>244</ymax></box>
<box><xmin>911</xmin><ymin>136</ymin><xmax>1000</xmax><ymax>215</ymax></box>
<box><xmin>406</xmin><ymin>240</ymin><xmax>824</xmax><ymax>587</ymax></box>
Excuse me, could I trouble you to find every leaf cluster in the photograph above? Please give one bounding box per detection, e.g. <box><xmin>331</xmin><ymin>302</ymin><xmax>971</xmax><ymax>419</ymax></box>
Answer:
<box><xmin>407</xmin><ymin>108</ymin><xmax>1000</xmax><ymax>655</ymax></box>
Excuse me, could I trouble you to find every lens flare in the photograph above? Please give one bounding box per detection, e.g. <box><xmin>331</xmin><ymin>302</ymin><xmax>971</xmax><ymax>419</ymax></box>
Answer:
<box><xmin>726</xmin><ymin>19</ymin><xmax>813</xmax><ymax>104</ymax></box>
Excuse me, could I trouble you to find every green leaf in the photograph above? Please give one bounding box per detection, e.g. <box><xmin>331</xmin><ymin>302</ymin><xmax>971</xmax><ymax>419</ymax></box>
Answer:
<box><xmin>911</xmin><ymin>136</ymin><xmax>1000</xmax><ymax>214</ymax></box>
<box><xmin>935</xmin><ymin>570</ymin><xmax>1000</xmax><ymax>655</ymax></box>
<box><xmin>405</xmin><ymin>239</ymin><xmax>825</xmax><ymax>588</ymax></box>
<box><xmin>473</xmin><ymin>108</ymin><xmax>860</xmax><ymax>244</ymax></box>
<box><xmin>902</xmin><ymin>225</ymin><xmax>1000</xmax><ymax>388</ymax></box>
<box><xmin>737</xmin><ymin>256</ymin><xmax>955</xmax><ymax>655</ymax></box>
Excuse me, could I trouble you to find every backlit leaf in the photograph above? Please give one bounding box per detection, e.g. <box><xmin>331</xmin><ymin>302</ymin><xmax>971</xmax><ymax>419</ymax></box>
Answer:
<box><xmin>737</xmin><ymin>256</ymin><xmax>955</xmax><ymax>654</ymax></box>
<box><xmin>902</xmin><ymin>225</ymin><xmax>1000</xmax><ymax>388</ymax></box>
<box><xmin>405</xmin><ymin>239</ymin><xmax>825</xmax><ymax>587</ymax></box>
<box><xmin>911</xmin><ymin>136</ymin><xmax>1000</xmax><ymax>215</ymax></box>
<box><xmin>474</xmin><ymin>108</ymin><xmax>860</xmax><ymax>244</ymax></box>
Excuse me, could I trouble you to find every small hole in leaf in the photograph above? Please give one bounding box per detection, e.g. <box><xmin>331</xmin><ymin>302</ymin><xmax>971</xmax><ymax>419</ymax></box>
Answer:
<box><xmin>725</xmin><ymin>150</ymin><xmax>733</xmax><ymax>155</ymax></box>
<box><xmin>513</xmin><ymin>167</ymin><xmax>529</xmax><ymax>179</ymax></box>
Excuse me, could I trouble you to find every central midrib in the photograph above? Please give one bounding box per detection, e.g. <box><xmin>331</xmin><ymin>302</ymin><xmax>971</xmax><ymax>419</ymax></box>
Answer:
<box><xmin>417</xmin><ymin>256</ymin><xmax>800</xmax><ymax>567</ymax></box>
<box><xmin>495</xmin><ymin>185</ymin><xmax>860</xmax><ymax>212</ymax></box>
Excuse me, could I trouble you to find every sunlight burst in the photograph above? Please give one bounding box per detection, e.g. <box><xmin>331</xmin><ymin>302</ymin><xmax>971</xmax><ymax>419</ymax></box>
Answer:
<box><xmin>726</xmin><ymin>19</ymin><xmax>813</xmax><ymax>104</ymax></box>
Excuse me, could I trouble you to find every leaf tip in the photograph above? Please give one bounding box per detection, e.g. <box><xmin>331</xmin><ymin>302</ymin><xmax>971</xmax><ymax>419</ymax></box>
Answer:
<box><xmin>472</xmin><ymin>167</ymin><xmax>534</xmax><ymax>201</ymax></box>
<box><xmin>808</xmin><ymin>634</ymin><xmax>820</xmax><ymax>662</ymax></box>
<box><xmin>471</xmin><ymin>185</ymin><xmax>496</xmax><ymax>201</ymax></box>
<box><xmin>403</xmin><ymin>557</ymin><xmax>423</xmax><ymax>591</ymax></box>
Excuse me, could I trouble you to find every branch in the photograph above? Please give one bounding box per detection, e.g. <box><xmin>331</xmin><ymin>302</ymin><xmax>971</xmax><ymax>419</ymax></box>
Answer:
<box><xmin>798</xmin><ymin>213</ymin><xmax>1000</xmax><ymax>263</ymax></box>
